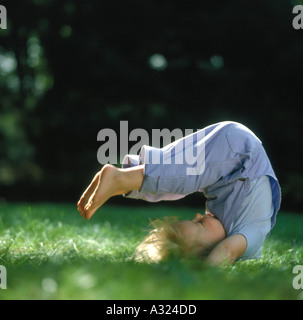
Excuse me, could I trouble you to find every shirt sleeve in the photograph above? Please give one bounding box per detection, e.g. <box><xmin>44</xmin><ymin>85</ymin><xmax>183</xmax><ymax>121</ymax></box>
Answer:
<box><xmin>227</xmin><ymin>175</ymin><xmax>274</xmax><ymax>261</ymax></box>
<box><xmin>235</xmin><ymin>225</ymin><xmax>268</xmax><ymax>260</ymax></box>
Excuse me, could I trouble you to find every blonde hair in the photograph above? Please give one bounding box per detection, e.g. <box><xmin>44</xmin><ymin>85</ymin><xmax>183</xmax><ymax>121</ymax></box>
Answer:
<box><xmin>133</xmin><ymin>217</ymin><xmax>182</xmax><ymax>263</ymax></box>
<box><xmin>133</xmin><ymin>217</ymin><xmax>211</xmax><ymax>263</ymax></box>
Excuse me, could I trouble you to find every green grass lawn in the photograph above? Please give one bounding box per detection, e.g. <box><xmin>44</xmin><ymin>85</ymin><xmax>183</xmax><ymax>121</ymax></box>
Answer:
<box><xmin>0</xmin><ymin>202</ymin><xmax>302</xmax><ymax>300</ymax></box>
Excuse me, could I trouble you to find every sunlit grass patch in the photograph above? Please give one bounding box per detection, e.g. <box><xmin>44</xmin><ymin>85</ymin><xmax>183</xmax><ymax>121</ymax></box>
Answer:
<box><xmin>0</xmin><ymin>203</ymin><xmax>302</xmax><ymax>300</ymax></box>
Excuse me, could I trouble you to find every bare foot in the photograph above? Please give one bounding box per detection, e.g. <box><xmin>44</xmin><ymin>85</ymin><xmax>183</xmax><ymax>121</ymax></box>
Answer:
<box><xmin>77</xmin><ymin>171</ymin><xmax>100</xmax><ymax>218</ymax></box>
<box><xmin>78</xmin><ymin>164</ymin><xmax>125</xmax><ymax>220</ymax></box>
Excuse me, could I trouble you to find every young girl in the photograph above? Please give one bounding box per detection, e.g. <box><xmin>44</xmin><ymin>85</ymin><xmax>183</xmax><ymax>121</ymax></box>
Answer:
<box><xmin>77</xmin><ymin>121</ymin><xmax>281</xmax><ymax>265</ymax></box>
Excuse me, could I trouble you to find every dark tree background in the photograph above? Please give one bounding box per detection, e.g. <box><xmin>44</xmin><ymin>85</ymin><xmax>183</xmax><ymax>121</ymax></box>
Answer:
<box><xmin>0</xmin><ymin>0</ymin><xmax>302</xmax><ymax>211</ymax></box>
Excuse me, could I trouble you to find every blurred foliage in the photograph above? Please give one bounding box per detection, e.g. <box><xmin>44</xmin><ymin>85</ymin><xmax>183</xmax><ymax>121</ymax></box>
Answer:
<box><xmin>0</xmin><ymin>0</ymin><xmax>302</xmax><ymax>210</ymax></box>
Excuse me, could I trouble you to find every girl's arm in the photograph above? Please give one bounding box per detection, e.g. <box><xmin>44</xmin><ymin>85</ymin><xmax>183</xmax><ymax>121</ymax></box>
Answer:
<box><xmin>206</xmin><ymin>234</ymin><xmax>247</xmax><ymax>266</ymax></box>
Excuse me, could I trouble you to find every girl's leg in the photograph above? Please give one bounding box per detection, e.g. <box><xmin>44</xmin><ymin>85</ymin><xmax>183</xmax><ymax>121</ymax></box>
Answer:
<box><xmin>77</xmin><ymin>164</ymin><xmax>144</xmax><ymax>220</ymax></box>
